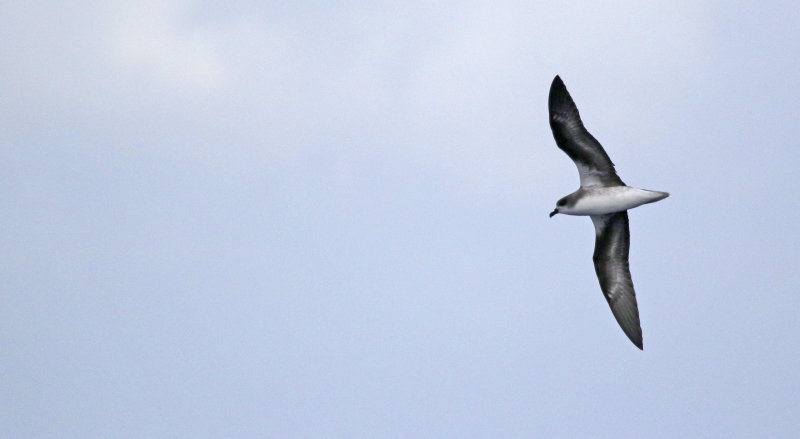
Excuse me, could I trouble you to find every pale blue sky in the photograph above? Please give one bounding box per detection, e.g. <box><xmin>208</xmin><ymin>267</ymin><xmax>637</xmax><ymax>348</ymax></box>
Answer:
<box><xmin>2</xmin><ymin>1</ymin><xmax>800</xmax><ymax>437</ymax></box>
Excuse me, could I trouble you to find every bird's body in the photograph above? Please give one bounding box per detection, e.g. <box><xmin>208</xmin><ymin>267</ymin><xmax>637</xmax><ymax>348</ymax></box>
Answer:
<box><xmin>555</xmin><ymin>186</ymin><xmax>668</xmax><ymax>217</ymax></box>
<box><xmin>547</xmin><ymin>75</ymin><xmax>668</xmax><ymax>350</ymax></box>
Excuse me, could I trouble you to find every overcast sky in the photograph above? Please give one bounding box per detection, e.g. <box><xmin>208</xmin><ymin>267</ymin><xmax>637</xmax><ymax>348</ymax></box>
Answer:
<box><xmin>3</xmin><ymin>1</ymin><xmax>800</xmax><ymax>438</ymax></box>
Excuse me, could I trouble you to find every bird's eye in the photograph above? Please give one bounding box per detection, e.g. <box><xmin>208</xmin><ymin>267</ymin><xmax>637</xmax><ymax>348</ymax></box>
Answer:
<box><xmin>557</xmin><ymin>198</ymin><xmax>567</xmax><ymax>206</ymax></box>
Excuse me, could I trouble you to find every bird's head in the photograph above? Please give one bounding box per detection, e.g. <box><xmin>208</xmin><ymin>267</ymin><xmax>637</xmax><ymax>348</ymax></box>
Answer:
<box><xmin>549</xmin><ymin>196</ymin><xmax>569</xmax><ymax>218</ymax></box>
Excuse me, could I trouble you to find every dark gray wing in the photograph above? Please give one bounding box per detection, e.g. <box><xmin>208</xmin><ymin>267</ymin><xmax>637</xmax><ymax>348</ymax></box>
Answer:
<box><xmin>549</xmin><ymin>75</ymin><xmax>625</xmax><ymax>188</ymax></box>
<box><xmin>590</xmin><ymin>212</ymin><xmax>643</xmax><ymax>350</ymax></box>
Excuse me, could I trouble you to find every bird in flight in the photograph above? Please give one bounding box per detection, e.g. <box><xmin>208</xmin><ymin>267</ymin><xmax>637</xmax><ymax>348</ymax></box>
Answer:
<box><xmin>547</xmin><ymin>75</ymin><xmax>668</xmax><ymax>350</ymax></box>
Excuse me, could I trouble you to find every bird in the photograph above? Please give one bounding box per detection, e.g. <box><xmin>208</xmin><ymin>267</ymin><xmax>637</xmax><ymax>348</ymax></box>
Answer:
<box><xmin>547</xmin><ymin>75</ymin><xmax>669</xmax><ymax>350</ymax></box>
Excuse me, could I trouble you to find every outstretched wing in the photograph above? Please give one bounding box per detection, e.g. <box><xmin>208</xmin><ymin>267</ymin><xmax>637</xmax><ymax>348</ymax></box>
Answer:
<box><xmin>590</xmin><ymin>212</ymin><xmax>643</xmax><ymax>349</ymax></box>
<box><xmin>549</xmin><ymin>75</ymin><xmax>625</xmax><ymax>188</ymax></box>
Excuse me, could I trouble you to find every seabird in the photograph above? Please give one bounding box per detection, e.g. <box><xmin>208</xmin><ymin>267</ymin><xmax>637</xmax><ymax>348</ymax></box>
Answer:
<box><xmin>547</xmin><ymin>75</ymin><xmax>669</xmax><ymax>350</ymax></box>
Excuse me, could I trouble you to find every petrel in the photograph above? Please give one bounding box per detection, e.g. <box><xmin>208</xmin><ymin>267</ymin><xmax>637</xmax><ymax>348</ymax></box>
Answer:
<box><xmin>548</xmin><ymin>75</ymin><xmax>668</xmax><ymax>350</ymax></box>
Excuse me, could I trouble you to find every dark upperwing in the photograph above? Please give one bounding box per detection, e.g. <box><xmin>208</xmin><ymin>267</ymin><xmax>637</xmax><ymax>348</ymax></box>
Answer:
<box><xmin>590</xmin><ymin>211</ymin><xmax>643</xmax><ymax>349</ymax></box>
<box><xmin>549</xmin><ymin>75</ymin><xmax>625</xmax><ymax>188</ymax></box>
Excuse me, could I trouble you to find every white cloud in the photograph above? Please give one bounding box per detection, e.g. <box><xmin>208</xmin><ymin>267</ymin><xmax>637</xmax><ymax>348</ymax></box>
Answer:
<box><xmin>105</xmin><ymin>1</ymin><xmax>224</xmax><ymax>90</ymax></box>
<box><xmin>0</xmin><ymin>1</ymin><xmax>712</xmax><ymax>193</ymax></box>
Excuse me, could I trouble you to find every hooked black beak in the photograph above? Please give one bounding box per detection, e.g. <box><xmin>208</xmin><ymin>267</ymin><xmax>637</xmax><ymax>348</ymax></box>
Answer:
<box><xmin>549</xmin><ymin>209</ymin><xmax>558</xmax><ymax>218</ymax></box>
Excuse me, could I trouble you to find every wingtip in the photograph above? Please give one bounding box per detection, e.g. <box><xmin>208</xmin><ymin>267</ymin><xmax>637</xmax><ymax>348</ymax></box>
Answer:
<box><xmin>612</xmin><ymin>297</ymin><xmax>644</xmax><ymax>351</ymax></box>
<box><xmin>623</xmin><ymin>329</ymin><xmax>643</xmax><ymax>350</ymax></box>
<box><xmin>548</xmin><ymin>75</ymin><xmax>576</xmax><ymax>116</ymax></box>
<box><xmin>623</xmin><ymin>324</ymin><xmax>644</xmax><ymax>350</ymax></box>
<box><xmin>550</xmin><ymin>75</ymin><xmax>566</xmax><ymax>92</ymax></box>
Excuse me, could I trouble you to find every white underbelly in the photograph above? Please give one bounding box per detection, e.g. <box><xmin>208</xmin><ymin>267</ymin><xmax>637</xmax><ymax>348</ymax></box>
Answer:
<box><xmin>569</xmin><ymin>187</ymin><xmax>668</xmax><ymax>215</ymax></box>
